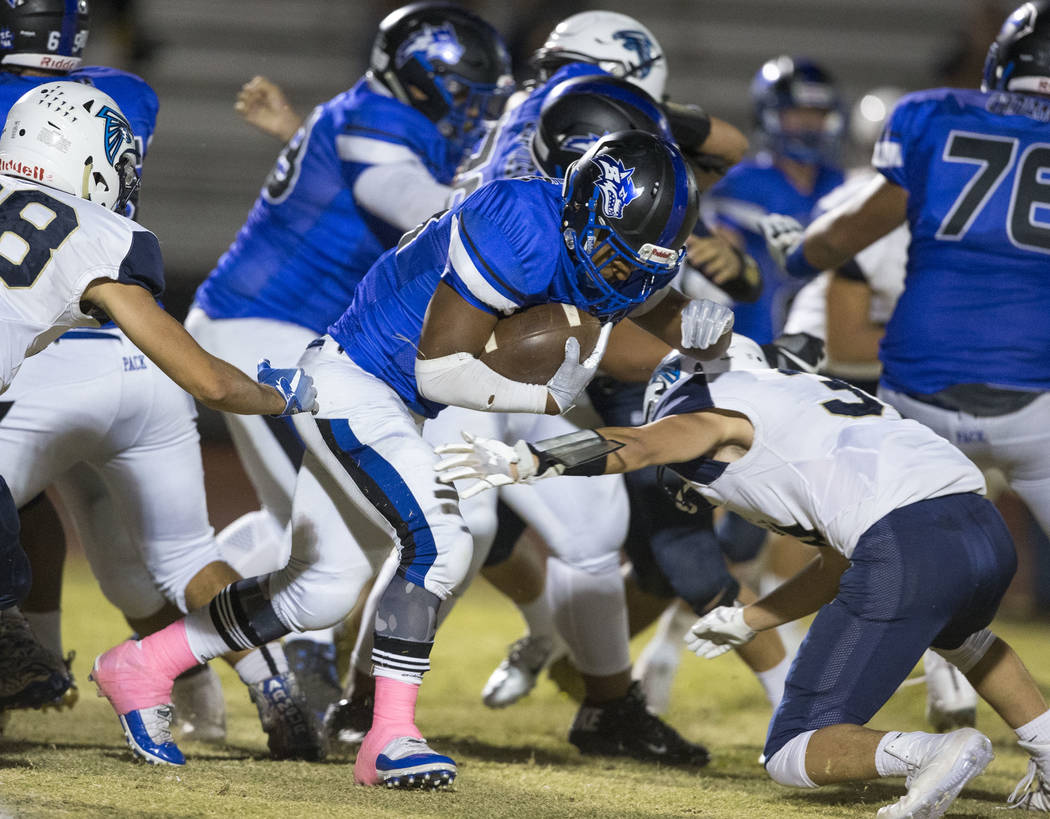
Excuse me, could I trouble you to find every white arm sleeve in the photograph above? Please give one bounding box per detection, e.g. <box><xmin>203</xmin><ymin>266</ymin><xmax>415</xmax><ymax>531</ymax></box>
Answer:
<box><xmin>416</xmin><ymin>353</ymin><xmax>549</xmax><ymax>414</ymax></box>
<box><xmin>353</xmin><ymin>161</ymin><xmax>452</xmax><ymax>233</ymax></box>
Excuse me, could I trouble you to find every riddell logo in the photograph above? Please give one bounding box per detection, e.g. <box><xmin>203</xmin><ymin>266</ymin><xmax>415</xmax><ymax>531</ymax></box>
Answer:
<box><xmin>39</xmin><ymin>56</ymin><xmax>77</xmax><ymax>71</ymax></box>
<box><xmin>0</xmin><ymin>158</ymin><xmax>46</xmax><ymax>181</ymax></box>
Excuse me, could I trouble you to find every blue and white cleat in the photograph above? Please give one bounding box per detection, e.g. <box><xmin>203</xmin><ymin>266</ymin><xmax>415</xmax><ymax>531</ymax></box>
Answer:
<box><xmin>117</xmin><ymin>704</ymin><xmax>185</xmax><ymax>766</ymax></box>
<box><xmin>375</xmin><ymin>737</ymin><xmax>457</xmax><ymax>790</ymax></box>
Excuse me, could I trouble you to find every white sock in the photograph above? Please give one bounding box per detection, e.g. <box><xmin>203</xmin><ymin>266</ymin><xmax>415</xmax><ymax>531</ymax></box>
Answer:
<box><xmin>184</xmin><ymin>607</ymin><xmax>236</xmax><ymax>662</ymax></box>
<box><xmin>235</xmin><ymin>643</ymin><xmax>290</xmax><ymax>685</ymax></box>
<box><xmin>754</xmin><ymin>654</ymin><xmax>791</xmax><ymax>708</ymax></box>
<box><xmin>876</xmin><ymin>730</ymin><xmax>940</xmax><ymax>777</ymax></box>
<box><xmin>23</xmin><ymin>609</ymin><xmax>62</xmax><ymax>657</ymax></box>
<box><xmin>1016</xmin><ymin>709</ymin><xmax>1050</xmax><ymax>745</ymax></box>
<box><xmin>518</xmin><ymin>596</ymin><xmax>555</xmax><ymax>641</ymax></box>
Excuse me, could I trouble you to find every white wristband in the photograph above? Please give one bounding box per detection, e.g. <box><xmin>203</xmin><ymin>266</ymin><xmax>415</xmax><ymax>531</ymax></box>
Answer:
<box><xmin>415</xmin><ymin>352</ymin><xmax>549</xmax><ymax>413</ymax></box>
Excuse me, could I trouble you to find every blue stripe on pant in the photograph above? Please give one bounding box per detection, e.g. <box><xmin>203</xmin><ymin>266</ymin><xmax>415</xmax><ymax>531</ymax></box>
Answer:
<box><xmin>764</xmin><ymin>493</ymin><xmax>1015</xmax><ymax>761</ymax></box>
<box><xmin>0</xmin><ymin>475</ymin><xmax>30</xmax><ymax>609</ymax></box>
<box><xmin>316</xmin><ymin>418</ymin><xmax>437</xmax><ymax>588</ymax></box>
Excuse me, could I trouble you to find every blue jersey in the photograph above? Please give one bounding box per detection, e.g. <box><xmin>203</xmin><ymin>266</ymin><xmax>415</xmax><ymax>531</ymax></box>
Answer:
<box><xmin>0</xmin><ymin>66</ymin><xmax>158</xmax><ymax>219</ymax></box>
<box><xmin>331</xmin><ymin>177</ymin><xmax>675</xmax><ymax>418</ymax></box>
<box><xmin>194</xmin><ymin>79</ymin><xmax>458</xmax><ymax>333</ymax></box>
<box><xmin>874</xmin><ymin>87</ymin><xmax>1050</xmax><ymax>394</ymax></box>
<box><xmin>452</xmin><ymin>63</ymin><xmax>604</xmax><ymax>201</ymax></box>
<box><xmin>705</xmin><ymin>154</ymin><xmax>843</xmax><ymax>343</ymax></box>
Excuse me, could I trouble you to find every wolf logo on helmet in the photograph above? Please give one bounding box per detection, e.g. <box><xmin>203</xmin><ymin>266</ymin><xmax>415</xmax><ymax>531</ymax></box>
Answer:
<box><xmin>394</xmin><ymin>22</ymin><xmax>464</xmax><ymax>69</ymax></box>
<box><xmin>593</xmin><ymin>155</ymin><xmax>642</xmax><ymax>219</ymax></box>
<box><xmin>96</xmin><ymin>104</ymin><xmax>133</xmax><ymax>164</ymax></box>
<box><xmin>612</xmin><ymin>30</ymin><xmax>655</xmax><ymax>79</ymax></box>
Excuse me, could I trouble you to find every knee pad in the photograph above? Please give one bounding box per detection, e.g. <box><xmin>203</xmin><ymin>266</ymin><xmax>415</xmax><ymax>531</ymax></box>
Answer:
<box><xmin>932</xmin><ymin>628</ymin><xmax>997</xmax><ymax>674</ymax></box>
<box><xmin>765</xmin><ymin>729</ymin><xmax>818</xmax><ymax>788</ymax></box>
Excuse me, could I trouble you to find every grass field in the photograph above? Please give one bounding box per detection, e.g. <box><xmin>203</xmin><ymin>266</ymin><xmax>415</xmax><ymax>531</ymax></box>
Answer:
<box><xmin>1</xmin><ymin>555</ymin><xmax>1048</xmax><ymax>818</ymax></box>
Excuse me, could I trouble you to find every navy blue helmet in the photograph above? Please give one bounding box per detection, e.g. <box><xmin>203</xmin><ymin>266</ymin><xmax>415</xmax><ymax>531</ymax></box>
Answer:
<box><xmin>982</xmin><ymin>1</ymin><xmax>1050</xmax><ymax>94</ymax></box>
<box><xmin>750</xmin><ymin>55</ymin><xmax>844</xmax><ymax>165</ymax></box>
<box><xmin>532</xmin><ymin>74</ymin><xmax>673</xmax><ymax>179</ymax></box>
<box><xmin>0</xmin><ymin>0</ymin><xmax>90</xmax><ymax>72</ymax></box>
<box><xmin>369</xmin><ymin>2</ymin><xmax>513</xmax><ymax>157</ymax></box>
<box><xmin>561</xmin><ymin>130</ymin><xmax>698</xmax><ymax>320</ymax></box>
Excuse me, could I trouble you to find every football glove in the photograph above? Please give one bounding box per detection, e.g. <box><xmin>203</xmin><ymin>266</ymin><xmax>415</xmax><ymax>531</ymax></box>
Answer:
<box><xmin>758</xmin><ymin>213</ymin><xmax>804</xmax><ymax>270</ymax></box>
<box><xmin>685</xmin><ymin>604</ymin><xmax>756</xmax><ymax>659</ymax></box>
<box><xmin>545</xmin><ymin>323</ymin><xmax>612</xmax><ymax>413</ymax></box>
<box><xmin>680</xmin><ymin>298</ymin><xmax>734</xmax><ymax>350</ymax></box>
<box><xmin>257</xmin><ymin>359</ymin><xmax>318</xmax><ymax>416</ymax></box>
<box><xmin>434</xmin><ymin>432</ymin><xmax>539</xmax><ymax>499</ymax></box>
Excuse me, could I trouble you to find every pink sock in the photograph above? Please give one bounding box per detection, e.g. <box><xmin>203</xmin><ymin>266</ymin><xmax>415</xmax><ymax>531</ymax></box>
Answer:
<box><xmin>353</xmin><ymin>676</ymin><xmax>423</xmax><ymax>785</ymax></box>
<box><xmin>93</xmin><ymin>621</ymin><xmax>200</xmax><ymax>714</ymax></box>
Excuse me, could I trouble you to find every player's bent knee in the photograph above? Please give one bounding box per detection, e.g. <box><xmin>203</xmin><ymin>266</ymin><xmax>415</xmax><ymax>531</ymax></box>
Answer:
<box><xmin>765</xmin><ymin>730</ymin><xmax>818</xmax><ymax>788</ymax></box>
<box><xmin>933</xmin><ymin>628</ymin><xmax>997</xmax><ymax>674</ymax></box>
<box><xmin>418</xmin><ymin>527</ymin><xmax>474</xmax><ymax>600</ymax></box>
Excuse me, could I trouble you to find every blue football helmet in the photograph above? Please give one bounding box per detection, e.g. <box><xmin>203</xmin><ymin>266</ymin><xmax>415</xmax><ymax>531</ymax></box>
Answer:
<box><xmin>750</xmin><ymin>55</ymin><xmax>844</xmax><ymax>165</ymax></box>
<box><xmin>0</xmin><ymin>0</ymin><xmax>90</xmax><ymax>72</ymax></box>
<box><xmin>560</xmin><ymin>130</ymin><xmax>699</xmax><ymax>321</ymax></box>
<box><xmin>982</xmin><ymin>1</ymin><xmax>1050</xmax><ymax>93</ymax></box>
<box><xmin>532</xmin><ymin>75</ymin><xmax>672</xmax><ymax>179</ymax></box>
<box><xmin>370</xmin><ymin>2</ymin><xmax>514</xmax><ymax>157</ymax></box>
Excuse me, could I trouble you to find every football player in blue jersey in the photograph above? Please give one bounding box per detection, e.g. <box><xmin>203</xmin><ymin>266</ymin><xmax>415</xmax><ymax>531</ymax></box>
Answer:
<box><xmin>704</xmin><ymin>55</ymin><xmax>845</xmax><ymax>344</ymax></box>
<box><xmin>323</xmin><ymin>74</ymin><xmax>724</xmax><ymax>765</ymax></box>
<box><xmin>183</xmin><ymin>0</ymin><xmax>512</xmax><ymax>721</ymax></box>
<box><xmin>88</xmin><ymin>130</ymin><xmax>732</xmax><ymax>787</ymax></box>
<box><xmin>759</xmin><ymin>2</ymin><xmax>1050</xmax><ymax>807</ymax></box>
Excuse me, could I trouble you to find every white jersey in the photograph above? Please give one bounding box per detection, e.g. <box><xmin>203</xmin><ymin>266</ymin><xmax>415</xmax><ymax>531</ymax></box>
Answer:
<box><xmin>783</xmin><ymin>169</ymin><xmax>907</xmax><ymax>379</ymax></box>
<box><xmin>649</xmin><ymin>365</ymin><xmax>985</xmax><ymax>558</ymax></box>
<box><xmin>0</xmin><ymin>176</ymin><xmax>163</xmax><ymax>392</ymax></box>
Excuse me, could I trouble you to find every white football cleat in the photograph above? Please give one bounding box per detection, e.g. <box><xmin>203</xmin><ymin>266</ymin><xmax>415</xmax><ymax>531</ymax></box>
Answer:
<box><xmin>481</xmin><ymin>634</ymin><xmax>557</xmax><ymax>709</ymax></box>
<box><xmin>877</xmin><ymin>728</ymin><xmax>993</xmax><ymax>818</ymax></box>
<box><xmin>1007</xmin><ymin>740</ymin><xmax>1050</xmax><ymax>811</ymax></box>
<box><xmin>924</xmin><ymin>650</ymin><xmax>978</xmax><ymax>732</ymax></box>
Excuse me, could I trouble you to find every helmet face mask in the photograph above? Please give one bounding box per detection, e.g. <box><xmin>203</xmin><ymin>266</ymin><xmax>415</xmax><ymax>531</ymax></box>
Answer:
<box><xmin>370</xmin><ymin>2</ymin><xmax>513</xmax><ymax>156</ymax></box>
<box><xmin>532</xmin><ymin>11</ymin><xmax>668</xmax><ymax>101</ymax></box>
<box><xmin>0</xmin><ymin>0</ymin><xmax>90</xmax><ymax>72</ymax></box>
<box><xmin>752</xmin><ymin>55</ymin><xmax>844</xmax><ymax>165</ymax></box>
<box><xmin>0</xmin><ymin>82</ymin><xmax>139</xmax><ymax>212</ymax></box>
<box><xmin>560</xmin><ymin>131</ymin><xmax>698</xmax><ymax>321</ymax></box>
<box><xmin>982</xmin><ymin>1</ymin><xmax>1050</xmax><ymax>94</ymax></box>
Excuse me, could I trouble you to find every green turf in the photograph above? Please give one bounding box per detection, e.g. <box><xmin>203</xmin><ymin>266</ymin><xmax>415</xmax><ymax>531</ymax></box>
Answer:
<box><xmin>1</xmin><ymin>555</ymin><xmax>1046</xmax><ymax>817</ymax></box>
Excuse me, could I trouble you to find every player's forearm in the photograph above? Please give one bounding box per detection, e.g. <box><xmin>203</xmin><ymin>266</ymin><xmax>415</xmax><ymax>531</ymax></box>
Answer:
<box><xmin>743</xmin><ymin>549</ymin><xmax>848</xmax><ymax>631</ymax></box>
<box><xmin>415</xmin><ymin>353</ymin><xmax>550</xmax><ymax>414</ymax></box>
<box><xmin>190</xmin><ymin>355</ymin><xmax>287</xmax><ymax>415</ymax></box>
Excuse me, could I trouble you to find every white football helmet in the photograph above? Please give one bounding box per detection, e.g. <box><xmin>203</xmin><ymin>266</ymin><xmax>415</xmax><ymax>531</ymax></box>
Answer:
<box><xmin>0</xmin><ymin>81</ymin><xmax>139</xmax><ymax>212</ymax></box>
<box><xmin>532</xmin><ymin>11</ymin><xmax>668</xmax><ymax>101</ymax></box>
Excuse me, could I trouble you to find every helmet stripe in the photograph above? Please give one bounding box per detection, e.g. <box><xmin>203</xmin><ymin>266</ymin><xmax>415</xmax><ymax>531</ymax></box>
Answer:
<box><xmin>656</xmin><ymin>143</ymin><xmax>691</xmax><ymax>247</ymax></box>
<box><xmin>60</xmin><ymin>0</ymin><xmax>79</xmax><ymax>56</ymax></box>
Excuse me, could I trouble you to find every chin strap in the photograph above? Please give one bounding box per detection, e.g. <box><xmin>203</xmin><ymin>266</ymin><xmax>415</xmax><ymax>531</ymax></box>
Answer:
<box><xmin>526</xmin><ymin>429</ymin><xmax>625</xmax><ymax>478</ymax></box>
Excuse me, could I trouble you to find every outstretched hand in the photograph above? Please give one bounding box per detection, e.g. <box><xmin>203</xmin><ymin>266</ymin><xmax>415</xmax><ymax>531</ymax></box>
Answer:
<box><xmin>434</xmin><ymin>431</ymin><xmax>537</xmax><ymax>498</ymax></box>
<box><xmin>684</xmin><ymin>605</ymin><xmax>756</xmax><ymax>659</ymax></box>
<box><xmin>235</xmin><ymin>76</ymin><xmax>303</xmax><ymax>142</ymax></box>
<box><xmin>257</xmin><ymin>359</ymin><xmax>318</xmax><ymax>416</ymax></box>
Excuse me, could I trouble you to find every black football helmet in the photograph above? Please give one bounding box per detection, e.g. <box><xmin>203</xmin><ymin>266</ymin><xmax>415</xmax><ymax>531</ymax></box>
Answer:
<box><xmin>0</xmin><ymin>0</ymin><xmax>90</xmax><ymax>72</ymax></box>
<box><xmin>750</xmin><ymin>55</ymin><xmax>844</xmax><ymax>165</ymax></box>
<box><xmin>561</xmin><ymin>130</ymin><xmax>699</xmax><ymax>320</ymax></box>
<box><xmin>369</xmin><ymin>2</ymin><xmax>513</xmax><ymax>157</ymax></box>
<box><xmin>532</xmin><ymin>75</ymin><xmax>673</xmax><ymax>179</ymax></box>
<box><xmin>982</xmin><ymin>2</ymin><xmax>1050</xmax><ymax>93</ymax></box>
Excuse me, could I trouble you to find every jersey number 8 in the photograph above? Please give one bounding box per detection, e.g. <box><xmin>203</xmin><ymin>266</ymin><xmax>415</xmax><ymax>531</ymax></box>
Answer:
<box><xmin>0</xmin><ymin>187</ymin><xmax>80</xmax><ymax>289</ymax></box>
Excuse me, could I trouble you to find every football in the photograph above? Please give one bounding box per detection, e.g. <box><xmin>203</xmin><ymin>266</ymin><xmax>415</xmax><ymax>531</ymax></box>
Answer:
<box><xmin>479</xmin><ymin>303</ymin><xmax>603</xmax><ymax>383</ymax></box>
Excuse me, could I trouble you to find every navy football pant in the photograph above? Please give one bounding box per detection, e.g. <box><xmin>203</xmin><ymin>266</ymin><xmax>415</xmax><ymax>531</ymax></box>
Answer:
<box><xmin>0</xmin><ymin>475</ymin><xmax>30</xmax><ymax>609</ymax></box>
<box><xmin>764</xmin><ymin>493</ymin><xmax>1016</xmax><ymax>760</ymax></box>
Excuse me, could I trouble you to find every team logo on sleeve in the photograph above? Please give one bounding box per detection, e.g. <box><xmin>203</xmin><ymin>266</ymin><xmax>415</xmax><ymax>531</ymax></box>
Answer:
<box><xmin>95</xmin><ymin>105</ymin><xmax>134</xmax><ymax>164</ymax></box>
<box><xmin>613</xmin><ymin>30</ymin><xmax>656</xmax><ymax>78</ymax></box>
<box><xmin>593</xmin><ymin>155</ymin><xmax>643</xmax><ymax>219</ymax></box>
<box><xmin>395</xmin><ymin>23</ymin><xmax>464</xmax><ymax>68</ymax></box>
